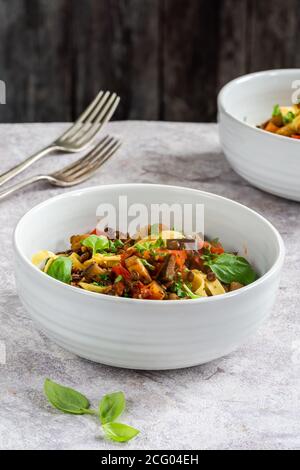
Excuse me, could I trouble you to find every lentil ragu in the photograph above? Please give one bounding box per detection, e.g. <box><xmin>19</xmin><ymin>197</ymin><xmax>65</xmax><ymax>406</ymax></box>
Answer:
<box><xmin>32</xmin><ymin>226</ymin><xmax>257</xmax><ymax>300</ymax></box>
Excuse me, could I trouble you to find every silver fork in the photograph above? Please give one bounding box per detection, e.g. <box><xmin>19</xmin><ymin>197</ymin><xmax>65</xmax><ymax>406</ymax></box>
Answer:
<box><xmin>0</xmin><ymin>91</ymin><xmax>120</xmax><ymax>187</ymax></box>
<box><xmin>0</xmin><ymin>136</ymin><xmax>121</xmax><ymax>201</ymax></box>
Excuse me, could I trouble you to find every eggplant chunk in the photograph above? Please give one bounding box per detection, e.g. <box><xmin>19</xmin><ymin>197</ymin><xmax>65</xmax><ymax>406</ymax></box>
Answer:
<box><xmin>125</xmin><ymin>256</ymin><xmax>152</xmax><ymax>284</ymax></box>
<box><xmin>158</xmin><ymin>254</ymin><xmax>176</xmax><ymax>282</ymax></box>
<box><xmin>70</xmin><ymin>234</ymin><xmax>90</xmax><ymax>252</ymax></box>
<box><xmin>83</xmin><ymin>262</ymin><xmax>106</xmax><ymax>281</ymax></box>
<box><xmin>229</xmin><ymin>281</ymin><xmax>244</xmax><ymax>291</ymax></box>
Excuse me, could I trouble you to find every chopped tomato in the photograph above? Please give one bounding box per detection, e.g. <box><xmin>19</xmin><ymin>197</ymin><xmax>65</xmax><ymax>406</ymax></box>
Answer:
<box><xmin>189</xmin><ymin>254</ymin><xmax>205</xmax><ymax>271</ymax></box>
<box><xmin>111</xmin><ymin>264</ymin><xmax>131</xmax><ymax>280</ymax></box>
<box><xmin>155</xmin><ymin>249</ymin><xmax>187</xmax><ymax>270</ymax></box>
<box><xmin>265</xmin><ymin>121</ymin><xmax>280</xmax><ymax>133</ymax></box>
<box><xmin>131</xmin><ymin>281</ymin><xmax>151</xmax><ymax>299</ymax></box>
<box><xmin>114</xmin><ymin>281</ymin><xmax>125</xmax><ymax>296</ymax></box>
<box><xmin>210</xmin><ymin>243</ymin><xmax>225</xmax><ymax>255</ymax></box>
<box><xmin>291</xmin><ymin>134</ymin><xmax>300</xmax><ymax>139</ymax></box>
<box><xmin>172</xmin><ymin>250</ymin><xmax>187</xmax><ymax>270</ymax></box>
<box><xmin>90</xmin><ymin>227</ymin><xmax>107</xmax><ymax>236</ymax></box>
<box><xmin>197</xmin><ymin>238</ymin><xmax>204</xmax><ymax>250</ymax></box>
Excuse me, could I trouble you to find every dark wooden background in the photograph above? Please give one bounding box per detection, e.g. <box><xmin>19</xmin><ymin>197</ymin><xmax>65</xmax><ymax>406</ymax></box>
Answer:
<box><xmin>1</xmin><ymin>0</ymin><xmax>300</xmax><ymax>123</ymax></box>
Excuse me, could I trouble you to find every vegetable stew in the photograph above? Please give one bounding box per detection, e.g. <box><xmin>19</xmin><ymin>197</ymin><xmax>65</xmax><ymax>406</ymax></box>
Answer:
<box><xmin>32</xmin><ymin>227</ymin><xmax>257</xmax><ymax>300</ymax></box>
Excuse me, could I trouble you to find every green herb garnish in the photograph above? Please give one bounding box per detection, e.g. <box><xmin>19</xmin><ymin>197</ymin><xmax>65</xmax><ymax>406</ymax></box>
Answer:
<box><xmin>283</xmin><ymin>111</ymin><xmax>295</xmax><ymax>124</ymax></box>
<box><xmin>92</xmin><ymin>281</ymin><xmax>106</xmax><ymax>287</ymax></box>
<box><xmin>272</xmin><ymin>104</ymin><xmax>281</xmax><ymax>117</ymax></box>
<box><xmin>114</xmin><ymin>275</ymin><xmax>123</xmax><ymax>283</ymax></box>
<box><xmin>109</xmin><ymin>239</ymin><xmax>124</xmax><ymax>253</ymax></box>
<box><xmin>183</xmin><ymin>283</ymin><xmax>201</xmax><ymax>299</ymax></box>
<box><xmin>140</xmin><ymin>259</ymin><xmax>155</xmax><ymax>271</ymax></box>
<box><xmin>102</xmin><ymin>423</ymin><xmax>140</xmax><ymax>443</ymax></box>
<box><xmin>81</xmin><ymin>235</ymin><xmax>110</xmax><ymax>256</ymax></box>
<box><xmin>44</xmin><ymin>379</ymin><xmax>139</xmax><ymax>443</ymax></box>
<box><xmin>99</xmin><ymin>391</ymin><xmax>125</xmax><ymax>425</ymax></box>
<box><xmin>44</xmin><ymin>378</ymin><xmax>91</xmax><ymax>415</ymax></box>
<box><xmin>47</xmin><ymin>257</ymin><xmax>72</xmax><ymax>284</ymax></box>
<box><xmin>135</xmin><ymin>237</ymin><xmax>166</xmax><ymax>254</ymax></box>
<box><xmin>171</xmin><ymin>279</ymin><xmax>186</xmax><ymax>298</ymax></box>
<box><xmin>205</xmin><ymin>253</ymin><xmax>257</xmax><ymax>285</ymax></box>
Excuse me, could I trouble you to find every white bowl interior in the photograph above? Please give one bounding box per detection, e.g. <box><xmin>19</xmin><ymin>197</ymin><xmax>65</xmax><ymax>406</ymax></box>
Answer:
<box><xmin>15</xmin><ymin>185</ymin><xmax>281</xmax><ymax>280</ymax></box>
<box><xmin>220</xmin><ymin>70</ymin><xmax>300</xmax><ymax>125</ymax></box>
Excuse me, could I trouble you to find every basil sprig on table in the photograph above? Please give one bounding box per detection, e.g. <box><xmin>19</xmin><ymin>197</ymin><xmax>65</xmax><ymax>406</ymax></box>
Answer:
<box><xmin>99</xmin><ymin>391</ymin><xmax>126</xmax><ymax>424</ymax></box>
<box><xmin>205</xmin><ymin>253</ymin><xmax>257</xmax><ymax>285</ymax></box>
<box><xmin>47</xmin><ymin>257</ymin><xmax>72</xmax><ymax>284</ymax></box>
<box><xmin>44</xmin><ymin>379</ymin><xmax>139</xmax><ymax>443</ymax></box>
<box><xmin>44</xmin><ymin>378</ymin><xmax>90</xmax><ymax>414</ymax></box>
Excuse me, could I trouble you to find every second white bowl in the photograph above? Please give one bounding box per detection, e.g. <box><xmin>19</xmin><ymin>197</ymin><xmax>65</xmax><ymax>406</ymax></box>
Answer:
<box><xmin>218</xmin><ymin>69</ymin><xmax>300</xmax><ymax>201</ymax></box>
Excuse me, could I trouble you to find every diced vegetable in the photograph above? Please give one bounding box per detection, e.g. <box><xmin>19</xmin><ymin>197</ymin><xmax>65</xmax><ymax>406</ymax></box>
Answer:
<box><xmin>33</xmin><ymin>227</ymin><xmax>258</xmax><ymax>300</ymax></box>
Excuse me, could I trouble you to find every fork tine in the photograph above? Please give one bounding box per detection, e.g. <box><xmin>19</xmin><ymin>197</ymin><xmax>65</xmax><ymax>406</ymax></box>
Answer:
<box><xmin>61</xmin><ymin>91</ymin><xmax>113</xmax><ymax>142</ymax></box>
<box><xmin>58</xmin><ymin>137</ymin><xmax>115</xmax><ymax>178</ymax></box>
<box><xmin>59</xmin><ymin>90</ymin><xmax>105</xmax><ymax>141</ymax></box>
<box><xmin>63</xmin><ymin>139</ymin><xmax>120</xmax><ymax>179</ymax></box>
<box><xmin>53</xmin><ymin>136</ymin><xmax>112</xmax><ymax>178</ymax></box>
<box><xmin>76</xmin><ymin>90</ymin><xmax>106</xmax><ymax>123</ymax></box>
<box><xmin>72</xmin><ymin>95</ymin><xmax>120</xmax><ymax>147</ymax></box>
<box><xmin>83</xmin><ymin>92</ymin><xmax>115</xmax><ymax>125</ymax></box>
<box><xmin>65</xmin><ymin>141</ymin><xmax>122</xmax><ymax>183</ymax></box>
<box><xmin>60</xmin><ymin>90</ymin><xmax>115</xmax><ymax>143</ymax></box>
<box><xmin>67</xmin><ymin>139</ymin><xmax>121</xmax><ymax>179</ymax></box>
<box><xmin>64</xmin><ymin>93</ymin><xmax>115</xmax><ymax>145</ymax></box>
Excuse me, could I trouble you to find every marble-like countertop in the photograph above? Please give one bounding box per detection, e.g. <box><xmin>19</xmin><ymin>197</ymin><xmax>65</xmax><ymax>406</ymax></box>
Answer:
<box><xmin>0</xmin><ymin>122</ymin><xmax>299</xmax><ymax>450</ymax></box>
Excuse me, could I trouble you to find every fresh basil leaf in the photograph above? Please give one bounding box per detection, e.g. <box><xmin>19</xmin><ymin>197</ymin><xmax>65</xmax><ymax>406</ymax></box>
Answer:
<box><xmin>206</xmin><ymin>253</ymin><xmax>257</xmax><ymax>285</ymax></box>
<box><xmin>135</xmin><ymin>237</ymin><xmax>166</xmax><ymax>254</ymax></box>
<box><xmin>272</xmin><ymin>104</ymin><xmax>281</xmax><ymax>117</ymax></box>
<box><xmin>283</xmin><ymin>111</ymin><xmax>295</xmax><ymax>124</ymax></box>
<box><xmin>102</xmin><ymin>422</ymin><xmax>139</xmax><ymax>443</ymax></box>
<box><xmin>47</xmin><ymin>257</ymin><xmax>72</xmax><ymax>284</ymax></box>
<box><xmin>99</xmin><ymin>391</ymin><xmax>125</xmax><ymax>425</ymax></box>
<box><xmin>44</xmin><ymin>378</ymin><xmax>90</xmax><ymax>415</ymax></box>
<box><xmin>109</xmin><ymin>239</ymin><xmax>124</xmax><ymax>253</ymax></box>
<box><xmin>82</xmin><ymin>235</ymin><xmax>109</xmax><ymax>256</ymax></box>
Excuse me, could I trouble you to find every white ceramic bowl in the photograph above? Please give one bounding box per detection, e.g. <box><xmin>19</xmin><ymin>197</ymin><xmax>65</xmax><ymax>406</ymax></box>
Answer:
<box><xmin>218</xmin><ymin>69</ymin><xmax>300</xmax><ymax>201</ymax></box>
<box><xmin>14</xmin><ymin>184</ymin><xmax>284</xmax><ymax>370</ymax></box>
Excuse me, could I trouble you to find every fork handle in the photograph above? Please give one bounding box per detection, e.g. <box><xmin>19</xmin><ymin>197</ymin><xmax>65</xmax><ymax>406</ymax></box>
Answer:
<box><xmin>0</xmin><ymin>144</ymin><xmax>57</xmax><ymax>187</ymax></box>
<box><xmin>0</xmin><ymin>175</ymin><xmax>51</xmax><ymax>201</ymax></box>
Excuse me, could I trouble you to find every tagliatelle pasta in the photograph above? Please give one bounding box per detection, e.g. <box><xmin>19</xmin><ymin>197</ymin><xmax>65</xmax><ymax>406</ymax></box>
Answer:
<box><xmin>32</xmin><ymin>225</ymin><xmax>257</xmax><ymax>300</ymax></box>
<box><xmin>259</xmin><ymin>103</ymin><xmax>300</xmax><ymax>139</ymax></box>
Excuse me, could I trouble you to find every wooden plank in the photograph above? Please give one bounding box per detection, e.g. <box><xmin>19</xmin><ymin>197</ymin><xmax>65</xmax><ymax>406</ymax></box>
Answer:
<box><xmin>72</xmin><ymin>0</ymin><xmax>160</xmax><ymax>121</ymax></box>
<box><xmin>1</xmin><ymin>0</ymin><xmax>300</xmax><ymax>123</ymax></box>
<box><xmin>248</xmin><ymin>0</ymin><xmax>300</xmax><ymax>71</ymax></box>
<box><xmin>0</xmin><ymin>0</ymin><xmax>73</xmax><ymax>122</ymax></box>
<box><xmin>217</xmin><ymin>0</ymin><xmax>248</xmax><ymax>89</ymax></box>
<box><xmin>162</xmin><ymin>0</ymin><xmax>221</xmax><ymax>122</ymax></box>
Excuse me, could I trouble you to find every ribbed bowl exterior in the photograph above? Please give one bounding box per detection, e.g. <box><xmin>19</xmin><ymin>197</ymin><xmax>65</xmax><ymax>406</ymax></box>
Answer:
<box><xmin>218</xmin><ymin>68</ymin><xmax>300</xmax><ymax>202</ymax></box>
<box><xmin>219</xmin><ymin>111</ymin><xmax>300</xmax><ymax>201</ymax></box>
<box><xmin>14</xmin><ymin>248</ymin><xmax>282</xmax><ymax>370</ymax></box>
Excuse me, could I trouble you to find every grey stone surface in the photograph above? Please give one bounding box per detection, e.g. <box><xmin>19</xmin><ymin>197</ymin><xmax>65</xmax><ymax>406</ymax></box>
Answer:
<box><xmin>0</xmin><ymin>122</ymin><xmax>299</xmax><ymax>450</ymax></box>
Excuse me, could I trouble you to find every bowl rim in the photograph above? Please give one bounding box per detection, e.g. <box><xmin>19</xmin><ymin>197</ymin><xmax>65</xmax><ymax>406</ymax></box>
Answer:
<box><xmin>218</xmin><ymin>68</ymin><xmax>300</xmax><ymax>144</ymax></box>
<box><xmin>13</xmin><ymin>183</ymin><xmax>285</xmax><ymax>305</ymax></box>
